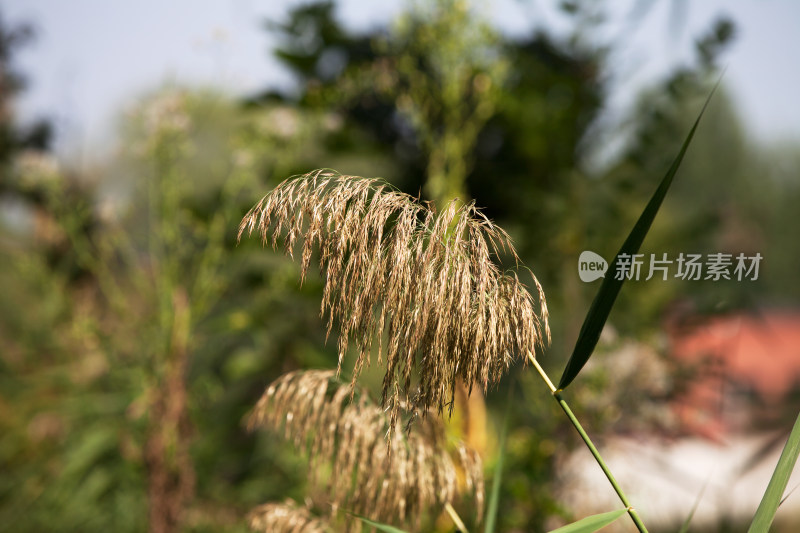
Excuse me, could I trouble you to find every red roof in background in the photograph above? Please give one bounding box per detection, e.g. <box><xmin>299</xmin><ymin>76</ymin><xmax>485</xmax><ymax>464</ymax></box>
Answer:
<box><xmin>668</xmin><ymin>312</ymin><xmax>800</xmax><ymax>441</ymax></box>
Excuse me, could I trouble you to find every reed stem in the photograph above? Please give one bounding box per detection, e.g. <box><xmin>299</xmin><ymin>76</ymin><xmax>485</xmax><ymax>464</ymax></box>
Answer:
<box><xmin>444</xmin><ymin>502</ymin><xmax>469</xmax><ymax>533</ymax></box>
<box><xmin>527</xmin><ymin>352</ymin><xmax>648</xmax><ymax>533</ymax></box>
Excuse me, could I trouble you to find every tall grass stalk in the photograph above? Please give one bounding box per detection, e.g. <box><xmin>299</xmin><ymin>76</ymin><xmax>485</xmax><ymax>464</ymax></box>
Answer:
<box><xmin>529</xmin><ymin>353</ymin><xmax>647</xmax><ymax>533</ymax></box>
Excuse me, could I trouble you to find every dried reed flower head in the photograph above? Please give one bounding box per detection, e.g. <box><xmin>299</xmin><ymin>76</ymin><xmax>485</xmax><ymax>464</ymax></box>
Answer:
<box><xmin>248</xmin><ymin>370</ymin><xmax>484</xmax><ymax>529</ymax></box>
<box><xmin>239</xmin><ymin>170</ymin><xmax>550</xmax><ymax>424</ymax></box>
<box><xmin>249</xmin><ymin>499</ymin><xmax>330</xmax><ymax>533</ymax></box>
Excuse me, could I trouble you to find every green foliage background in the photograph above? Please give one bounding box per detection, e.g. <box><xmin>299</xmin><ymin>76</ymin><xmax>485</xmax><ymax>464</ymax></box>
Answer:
<box><xmin>1</xmin><ymin>1</ymin><xmax>798</xmax><ymax>532</ymax></box>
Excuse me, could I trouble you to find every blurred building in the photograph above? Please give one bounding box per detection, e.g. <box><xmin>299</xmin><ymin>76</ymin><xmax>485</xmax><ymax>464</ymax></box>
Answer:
<box><xmin>556</xmin><ymin>311</ymin><xmax>800</xmax><ymax>531</ymax></box>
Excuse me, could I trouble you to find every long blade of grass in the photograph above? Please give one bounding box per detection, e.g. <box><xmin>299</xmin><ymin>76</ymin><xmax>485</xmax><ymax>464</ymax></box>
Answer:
<box><xmin>353</xmin><ymin>515</ymin><xmax>410</xmax><ymax>533</ymax></box>
<box><xmin>677</xmin><ymin>478</ymin><xmax>708</xmax><ymax>533</ymax></box>
<box><xmin>779</xmin><ymin>482</ymin><xmax>800</xmax><ymax>507</ymax></box>
<box><xmin>547</xmin><ymin>509</ymin><xmax>627</xmax><ymax>533</ymax></box>
<box><xmin>484</xmin><ymin>390</ymin><xmax>512</xmax><ymax>533</ymax></box>
<box><xmin>747</xmin><ymin>411</ymin><xmax>800</xmax><ymax>533</ymax></box>
<box><xmin>558</xmin><ymin>86</ymin><xmax>718</xmax><ymax>390</ymax></box>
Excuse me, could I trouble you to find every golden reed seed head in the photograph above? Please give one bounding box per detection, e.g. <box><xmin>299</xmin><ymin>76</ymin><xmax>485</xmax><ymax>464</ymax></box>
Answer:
<box><xmin>248</xmin><ymin>370</ymin><xmax>484</xmax><ymax>530</ymax></box>
<box><xmin>239</xmin><ymin>169</ymin><xmax>550</xmax><ymax>430</ymax></box>
<box><xmin>249</xmin><ymin>500</ymin><xmax>331</xmax><ymax>533</ymax></box>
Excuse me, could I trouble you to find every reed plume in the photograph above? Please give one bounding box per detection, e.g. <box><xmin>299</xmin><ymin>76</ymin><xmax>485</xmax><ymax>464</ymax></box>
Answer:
<box><xmin>248</xmin><ymin>370</ymin><xmax>483</xmax><ymax>530</ymax></box>
<box><xmin>238</xmin><ymin>169</ymin><xmax>549</xmax><ymax>425</ymax></box>
<box><xmin>249</xmin><ymin>500</ymin><xmax>330</xmax><ymax>533</ymax></box>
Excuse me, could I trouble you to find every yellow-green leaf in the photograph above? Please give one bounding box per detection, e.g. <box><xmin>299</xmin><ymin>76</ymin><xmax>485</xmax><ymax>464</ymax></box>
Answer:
<box><xmin>548</xmin><ymin>509</ymin><xmax>627</xmax><ymax>533</ymax></box>
<box><xmin>748</xmin><ymin>411</ymin><xmax>800</xmax><ymax>533</ymax></box>
<box><xmin>353</xmin><ymin>514</ymin><xmax>410</xmax><ymax>533</ymax></box>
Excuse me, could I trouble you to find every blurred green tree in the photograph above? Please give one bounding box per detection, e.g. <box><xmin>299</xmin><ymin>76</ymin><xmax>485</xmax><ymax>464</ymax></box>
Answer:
<box><xmin>0</xmin><ymin>89</ymin><xmax>349</xmax><ymax>532</ymax></box>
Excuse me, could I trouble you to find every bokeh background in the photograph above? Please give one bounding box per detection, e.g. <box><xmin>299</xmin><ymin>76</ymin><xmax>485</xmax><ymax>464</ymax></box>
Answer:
<box><xmin>2</xmin><ymin>1</ymin><xmax>800</xmax><ymax>532</ymax></box>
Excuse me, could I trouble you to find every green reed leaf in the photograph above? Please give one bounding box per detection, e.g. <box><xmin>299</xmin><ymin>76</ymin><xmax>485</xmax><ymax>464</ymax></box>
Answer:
<box><xmin>353</xmin><ymin>514</ymin><xmax>410</xmax><ymax>533</ymax></box>
<box><xmin>548</xmin><ymin>509</ymin><xmax>627</xmax><ymax>533</ymax></box>
<box><xmin>558</xmin><ymin>86</ymin><xmax>718</xmax><ymax>390</ymax></box>
<box><xmin>677</xmin><ymin>478</ymin><xmax>708</xmax><ymax>533</ymax></box>
<box><xmin>484</xmin><ymin>391</ymin><xmax>512</xmax><ymax>533</ymax></box>
<box><xmin>748</xmin><ymin>411</ymin><xmax>800</xmax><ymax>533</ymax></box>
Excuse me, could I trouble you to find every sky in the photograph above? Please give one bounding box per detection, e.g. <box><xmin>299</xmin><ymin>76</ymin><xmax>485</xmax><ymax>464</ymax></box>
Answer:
<box><xmin>3</xmin><ymin>0</ymin><xmax>800</xmax><ymax>162</ymax></box>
